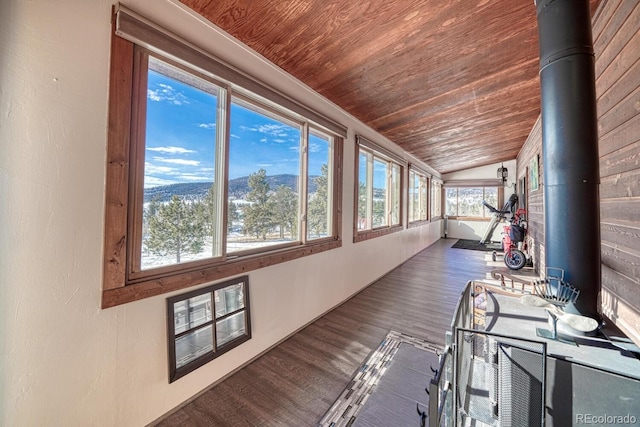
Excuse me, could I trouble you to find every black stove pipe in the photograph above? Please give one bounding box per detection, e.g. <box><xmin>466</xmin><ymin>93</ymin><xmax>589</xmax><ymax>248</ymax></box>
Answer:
<box><xmin>536</xmin><ymin>0</ymin><xmax>601</xmax><ymax>318</ymax></box>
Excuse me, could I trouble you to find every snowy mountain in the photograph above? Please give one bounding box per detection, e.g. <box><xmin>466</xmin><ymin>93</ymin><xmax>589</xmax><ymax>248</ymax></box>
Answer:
<box><xmin>144</xmin><ymin>174</ymin><xmax>319</xmax><ymax>203</ymax></box>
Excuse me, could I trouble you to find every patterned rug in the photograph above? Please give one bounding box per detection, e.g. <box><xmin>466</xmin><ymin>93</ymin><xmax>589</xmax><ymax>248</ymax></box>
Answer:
<box><xmin>318</xmin><ymin>331</ymin><xmax>442</xmax><ymax>427</ymax></box>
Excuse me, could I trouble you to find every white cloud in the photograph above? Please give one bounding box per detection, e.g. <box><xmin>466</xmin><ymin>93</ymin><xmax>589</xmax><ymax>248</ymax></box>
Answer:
<box><xmin>144</xmin><ymin>162</ymin><xmax>179</xmax><ymax>175</ymax></box>
<box><xmin>147</xmin><ymin>83</ymin><xmax>189</xmax><ymax>105</ymax></box>
<box><xmin>144</xmin><ymin>176</ymin><xmax>178</xmax><ymax>188</ymax></box>
<box><xmin>179</xmin><ymin>173</ymin><xmax>210</xmax><ymax>181</ymax></box>
<box><xmin>309</xmin><ymin>142</ymin><xmax>321</xmax><ymax>153</ymax></box>
<box><xmin>154</xmin><ymin>157</ymin><xmax>201</xmax><ymax>166</ymax></box>
<box><xmin>199</xmin><ymin>123</ymin><xmax>216</xmax><ymax>130</ymax></box>
<box><xmin>147</xmin><ymin>146</ymin><xmax>196</xmax><ymax>154</ymax></box>
<box><xmin>240</xmin><ymin>123</ymin><xmax>296</xmax><ymax>138</ymax></box>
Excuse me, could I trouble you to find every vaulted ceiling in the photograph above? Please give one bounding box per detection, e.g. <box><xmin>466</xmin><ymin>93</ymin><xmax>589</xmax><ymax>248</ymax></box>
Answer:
<box><xmin>179</xmin><ymin>0</ymin><xmax>601</xmax><ymax>174</ymax></box>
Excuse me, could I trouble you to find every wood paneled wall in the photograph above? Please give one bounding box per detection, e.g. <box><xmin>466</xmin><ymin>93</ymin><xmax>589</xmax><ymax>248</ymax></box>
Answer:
<box><xmin>518</xmin><ymin>0</ymin><xmax>640</xmax><ymax>343</ymax></box>
<box><xmin>517</xmin><ymin>118</ymin><xmax>544</xmax><ymax>273</ymax></box>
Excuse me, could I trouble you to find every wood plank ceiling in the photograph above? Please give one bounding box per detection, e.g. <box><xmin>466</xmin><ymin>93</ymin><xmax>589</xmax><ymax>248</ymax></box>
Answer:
<box><xmin>179</xmin><ymin>0</ymin><xmax>601</xmax><ymax>174</ymax></box>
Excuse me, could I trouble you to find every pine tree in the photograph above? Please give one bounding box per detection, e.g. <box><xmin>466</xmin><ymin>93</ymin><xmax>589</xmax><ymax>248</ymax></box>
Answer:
<box><xmin>243</xmin><ymin>169</ymin><xmax>276</xmax><ymax>240</ymax></box>
<box><xmin>145</xmin><ymin>195</ymin><xmax>206</xmax><ymax>263</ymax></box>
<box><xmin>200</xmin><ymin>184</ymin><xmax>216</xmax><ymax>236</ymax></box>
<box><xmin>373</xmin><ymin>198</ymin><xmax>387</xmax><ymax>227</ymax></box>
<box><xmin>227</xmin><ymin>200</ymin><xmax>241</xmax><ymax>233</ymax></box>
<box><xmin>307</xmin><ymin>163</ymin><xmax>329</xmax><ymax>237</ymax></box>
<box><xmin>272</xmin><ymin>184</ymin><xmax>298</xmax><ymax>239</ymax></box>
<box><xmin>357</xmin><ymin>181</ymin><xmax>368</xmax><ymax>229</ymax></box>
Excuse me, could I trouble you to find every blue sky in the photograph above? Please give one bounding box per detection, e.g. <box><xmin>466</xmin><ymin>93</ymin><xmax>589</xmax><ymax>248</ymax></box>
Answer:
<box><xmin>143</xmin><ymin>69</ymin><xmax>330</xmax><ymax>188</ymax></box>
<box><xmin>358</xmin><ymin>153</ymin><xmax>391</xmax><ymax>189</ymax></box>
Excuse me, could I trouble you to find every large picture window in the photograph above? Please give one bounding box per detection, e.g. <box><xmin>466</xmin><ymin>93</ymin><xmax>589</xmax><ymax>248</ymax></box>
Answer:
<box><xmin>103</xmin><ymin>7</ymin><xmax>344</xmax><ymax>307</ymax></box>
<box><xmin>408</xmin><ymin>168</ymin><xmax>429</xmax><ymax>223</ymax></box>
<box><xmin>445</xmin><ymin>186</ymin><xmax>499</xmax><ymax>218</ymax></box>
<box><xmin>355</xmin><ymin>137</ymin><xmax>404</xmax><ymax>241</ymax></box>
<box><xmin>431</xmin><ymin>180</ymin><xmax>443</xmax><ymax>219</ymax></box>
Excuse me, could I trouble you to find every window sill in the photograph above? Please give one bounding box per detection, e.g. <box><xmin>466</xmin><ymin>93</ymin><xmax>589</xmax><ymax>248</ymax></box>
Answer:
<box><xmin>408</xmin><ymin>219</ymin><xmax>430</xmax><ymax>229</ymax></box>
<box><xmin>445</xmin><ymin>216</ymin><xmax>492</xmax><ymax>222</ymax></box>
<box><xmin>102</xmin><ymin>238</ymin><xmax>341</xmax><ymax>308</ymax></box>
<box><xmin>353</xmin><ymin>224</ymin><xmax>404</xmax><ymax>243</ymax></box>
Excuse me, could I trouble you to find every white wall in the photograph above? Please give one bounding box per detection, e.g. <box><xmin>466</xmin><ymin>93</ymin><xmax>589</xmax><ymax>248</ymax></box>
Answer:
<box><xmin>442</xmin><ymin>160</ymin><xmax>517</xmax><ymax>241</ymax></box>
<box><xmin>0</xmin><ymin>1</ymin><xmax>441</xmax><ymax>425</ymax></box>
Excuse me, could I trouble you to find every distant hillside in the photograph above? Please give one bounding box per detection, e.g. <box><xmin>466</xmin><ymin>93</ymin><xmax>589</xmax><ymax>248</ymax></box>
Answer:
<box><xmin>144</xmin><ymin>174</ymin><xmax>319</xmax><ymax>203</ymax></box>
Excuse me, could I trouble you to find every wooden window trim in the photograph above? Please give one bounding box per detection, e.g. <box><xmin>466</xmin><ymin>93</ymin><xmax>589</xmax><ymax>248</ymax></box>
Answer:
<box><xmin>430</xmin><ymin>180</ymin><xmax>443</xmax><ymax>220</ymax></box>
<box><xmin>102</xmin><ymin>13</ymin><xmax>343</xmax><ymax>308</ymax></box>
<box><xmin>354</xmin><ymin>225</ymin><xmax>404</xmax><ymax>243</ymax></box>
<box><xmin>444</xmin><ymin>216</ymin><xmax>495</xmax><ymax>222</ymax></box>
<box><xmin>353</xmin><ymin>140</ymin><xmax>405</xmax><ymax>243</ymax></box>
<box><xmin>408</xmin><ymin>167</ymin><xmax>430</xmax><ymax>224</ymax></box>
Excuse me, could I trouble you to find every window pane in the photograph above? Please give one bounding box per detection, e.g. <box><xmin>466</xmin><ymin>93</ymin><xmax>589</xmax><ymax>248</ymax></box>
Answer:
<box><xmin>445</xmin><ymin>188</ymin><xmax>458</xmax><ymax>216</ymax></box>
<box><xmin>307</xmin><ymin>130</ymin><xmax>333</xmax><ymax>240</ymax></box>
<box><xmin>457</xmin><ymin>187</ymin><xmax>484</xmax><ymax>216</ymax></box>
<box><xmin>408</xmin><ymin>171</ymin><xmax>415</xmax><ymax>222</ymax></box>
<box><xmin>412</xmin><ymin>174</ymin><xmax>420</xmax><ymax>221</ymax></box>
<box><xmin>391</xmin><ymin>164</ymin><xmax>401</xmax><ymax>225</ymax></box>
<box><xmin>357</xmin><ymin>152</ymin><xmax>370</xmax><ymax>231</ymax></box>
<box><xmin>483</xmin><ymin>187</ymin><xmax>498</xmax><ymax>217</ymax></box>
<box><xmin>141</xmin><ymin>58</ymin><xmax>220</xmax><ymax>270</ymax></box>
<box><xmin>228</xmin><ymin>98</ymin><xmax>301</xmax><ymax>252</ymax></box>
<box><xmin>216</xmin><ymin>312</ymin><xmax>246</xmax><ymax>347</ymax></box>
<box><xmin>420</xmin><ymin>176</ymin><xmax>428</xmax><ymax>220</ymax></box>
<box><xmin>174</xmin><ymin>294</ymin><xmax>213</xmax><ymax>334</ymax></box>
<box><xmin>175</xmin><ymin>324</ymin><xmax>213</xmax><ymax>368</ymax></box>
<box><xmin>372</xmin><ymin>159</ymin><xmax>388</xmax><ymax>228</ymax></box>
<box><xmin>432</xmin><ymin>182</ymin><xmax>442</xmax><ymax>218</ymax></box>
<box><xmin>214</xmin><ymin>283</ymin><xmax>244</xmax><ymax>318</ymax></box>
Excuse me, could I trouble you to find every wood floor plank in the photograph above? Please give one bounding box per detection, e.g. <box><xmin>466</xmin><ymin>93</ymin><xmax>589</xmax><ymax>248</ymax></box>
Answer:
<box><xmin>153</xmin><ymin>239</ymin><xmax>494</xmax><ymax>426</ymax></box>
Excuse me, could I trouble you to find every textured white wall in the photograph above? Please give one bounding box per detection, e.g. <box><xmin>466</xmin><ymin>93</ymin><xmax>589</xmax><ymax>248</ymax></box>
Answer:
<box><xmin>443</xmin><ymin>160</ymin><xmax>517</xmax><ymax>188</ymax></box>
<box><xmin>445</xmin><ymin>219</ymin><xmax>496</xmax><ymax>241</ymax></box>
<box><xmin>0</xmin><ymin>1</ymin><xmax>441</xmax><ymax>425</ymax></box>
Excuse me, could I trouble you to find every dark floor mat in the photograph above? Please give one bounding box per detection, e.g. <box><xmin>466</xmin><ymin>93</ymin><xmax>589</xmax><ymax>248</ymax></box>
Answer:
<box><xmin>319</xmin><ymin>331</ymin><xmax>441</xmax><ymax>427</ymax></box>
<box><xmin>353</xmin><ymin>344</ymin><xmax>439</xmax><ymax>427</ymax></box>
<box><xmin>451</xmin><ymin>239</ymin><xmax>501</xmax><ymax>252</ymax></box>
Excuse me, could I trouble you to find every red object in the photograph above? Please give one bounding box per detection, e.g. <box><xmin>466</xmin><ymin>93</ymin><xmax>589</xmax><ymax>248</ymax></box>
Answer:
<box><xmin>503</xmin><ymin>208</ymin><xmax>526</xmax><ymax>250</ymax></box>
<box><xmin>501</xmin><ymin>208</ymin><xmax>527</xmax><ymax>270</ymax></box>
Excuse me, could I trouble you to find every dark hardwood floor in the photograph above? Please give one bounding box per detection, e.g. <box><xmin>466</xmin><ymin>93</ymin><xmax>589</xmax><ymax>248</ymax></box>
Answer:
<box><xmin>154</xmin><ymin>238</ymin><xmax>493</xmax><ymax>426</ymax></box>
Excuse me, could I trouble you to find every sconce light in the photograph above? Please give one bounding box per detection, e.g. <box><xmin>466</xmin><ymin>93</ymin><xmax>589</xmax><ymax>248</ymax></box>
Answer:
<box><xmin>497</xmin><ymin>163</ymin><xmax>508</xmax><ymax>183</ymax></box>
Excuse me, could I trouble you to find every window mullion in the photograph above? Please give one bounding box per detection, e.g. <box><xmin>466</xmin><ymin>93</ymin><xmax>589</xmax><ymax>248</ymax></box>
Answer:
<box><xmin>387</xmin><ymin>161</ymin><xmax>392</xmax><ymax>226</ymax></box>
<box><xmin>218</xmin><ymin>87</ymin><xmax>230</xmax><ymax>259</ymax></box>
<box><xmin>426</xmin><ymin>177</ymin><xmax>430</xmax><ymax>221</ymax></box>
<box><xmin>367</xmin><ymin>153</ymin><xmax>374</xmax><ymax>229</ymax></box>
<box><xmin>128</xmin><ymin>48</ymin><xmax>150</xmax><ymax>275</ymax></box>
<box><xmin>327</xmin><ymin>138</ymin><xmax>335</xmax><ymax>236</ymax></box>
<box><xmin>300</xmin><ymin>123</ymin><xmax>309</xmax><ymax>243</ymax></box>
